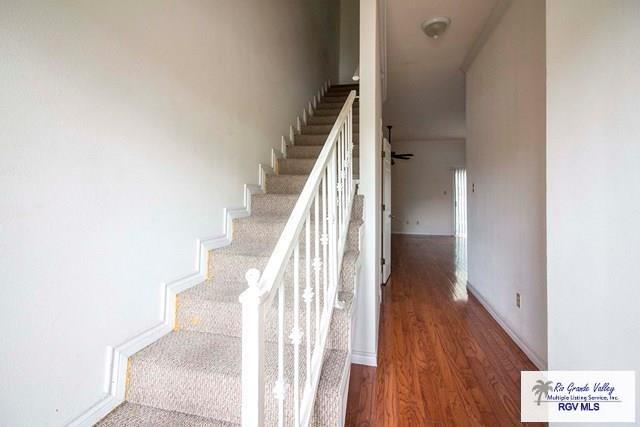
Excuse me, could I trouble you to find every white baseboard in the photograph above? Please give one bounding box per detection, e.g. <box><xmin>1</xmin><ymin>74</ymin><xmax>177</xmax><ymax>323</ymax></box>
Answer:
<box><xmin>351</xmin><ymin>350</ymin><xmax>377</xmax><ymax>367</ymax></box>
<box><xmin>67</xmin><ymin>80</ymin><xmax>332</xmax><ymax>427</ymax></box>
<box><xmin>466</xmin><ymin>282</ymin><xmax>547</xmax><ymax>370</ymax></box>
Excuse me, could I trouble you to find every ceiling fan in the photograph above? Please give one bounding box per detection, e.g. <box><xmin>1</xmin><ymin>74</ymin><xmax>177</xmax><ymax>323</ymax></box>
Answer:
<box><xmin>387</xmin><ymin>126</ymin><xmax>414</xmax><ymax>165</ymax></box>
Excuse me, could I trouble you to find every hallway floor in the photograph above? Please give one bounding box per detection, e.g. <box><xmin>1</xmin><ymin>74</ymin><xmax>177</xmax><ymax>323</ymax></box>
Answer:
<box><xmin>345</xmin><ymin>235</ymin><xmax>541</xmax><ymax>426</ymax></box>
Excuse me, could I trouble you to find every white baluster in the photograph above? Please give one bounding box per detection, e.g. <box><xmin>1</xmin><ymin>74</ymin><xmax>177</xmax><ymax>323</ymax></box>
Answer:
<box><xmin>304</xmin><ymin>213</ymin><xmax>312</xmax><ymax>390</ymax></box>
<box><xmin>321</xmin><ymin>172</ymin><xmax>328</xmax><ymax>315</ymax></box>
<box><xmin>291</xmin><ymin>244</ymin><xmax>301</xmax><ymax>425</ymax></box>
<box><xmin>328</xmin><ymin>147</ymin><xmax>338</xmax><ymax>299</ymax></box>
<box><xmin>336</xmin><ymin>132</ymin><xmax>343</xmax><ymax>238</ymax></box>
<box><xmin>273</xmin><ymin>284</ymin><xmax>286</xmax><ymax>427</ymax></box>
<box><xmin>351</xmin><ymin>103</ymin><xmax>354</xmax><ymax>193</ymax></box>
<box><xmin>281</xmin><ymin>136</ymin><xmax>287</xmax><ymax>159</ymax></box>
<box><xmin>313</xmin><ymin>191</ymin><xmax>321</xmax><ymax>348</ymax></box>
<box><xmin>340</xmin><ymin>125</ymin><xmax>346</xmax><ymax>231</ymax></box>
<box><xmin>240</xmin><ymin>268</ymin><xmax>264</xmax><ymax>427</ymax></box>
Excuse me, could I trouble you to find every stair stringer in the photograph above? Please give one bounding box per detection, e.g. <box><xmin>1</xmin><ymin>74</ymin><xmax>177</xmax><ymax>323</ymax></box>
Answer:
<box><xmin>66</xmin><ymin>79</ymin><xmax>332</xmax><ymax>427</ymax></box>
<box><xmin>311</xmin><ymin>196</ymin><xmax>364</xmax><ymax>426</ymax></box>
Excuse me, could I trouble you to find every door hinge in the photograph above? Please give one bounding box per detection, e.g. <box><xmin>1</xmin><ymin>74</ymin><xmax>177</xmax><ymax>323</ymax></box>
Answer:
<box><xmin>381</xmin><ymin>257</ymin><xmax>386</xmax><ymax>266</ymax></box>
<box><xmin>382</xmin><ymin>203</ymin><xmax>386</xmax><ymax>211</ymax></box>
<box><xmin>382</xmin><ymin>150</ymin><xmax>386</xmax><ymax>158</ymax></box>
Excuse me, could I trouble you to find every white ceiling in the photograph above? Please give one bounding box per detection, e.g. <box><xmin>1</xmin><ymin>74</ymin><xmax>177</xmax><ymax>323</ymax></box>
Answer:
<box><xmin>383</xmin><ymin>0</ymin><xmax>498</xmax><ymax>141</ymax></box>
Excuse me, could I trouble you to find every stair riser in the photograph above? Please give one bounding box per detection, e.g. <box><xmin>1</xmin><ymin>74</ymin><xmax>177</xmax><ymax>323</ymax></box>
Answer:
<box><xmin>302</xmin><ymin>124</ymin><xmax>360</xmax><ymax>135</ymax></box>
<box><xmin>127</xmin><ymin>340</ymin><xmax>307</xmax><ymax>424</ymax></box>
<box><xmin>322</xmin><ymin>96</ymin><xmax>357</xmax><ymax>103</ymax></box>
<box><xmin>126</xmin><ymin>359</ymin><xmax>242</xmax><ymax>422</ymax></box>
<box><xmin>314</xmin><ymin>109</ymin><xmax>358</xmax><ymax>117</ymax></box>
<box><xmin>250</xmin><ymin>194</ymin><xmax>299</xmax><ymax>216</ymax></box>
<box><xmin>316</xmin><ymin>103</ymin><xmax>359</xmax><ymax>111</ymax></box>
<box><xmin>233</xmin><ymin>219</ymin><xmax>361</xmax><ymax>253</ymax></box>
<box><xmin>294</xmin><ymin>134</ymin><xmax>359</xmax><ymax>146</ymax></box>
<box><xmin>208</xmin><ymin>248</ymin><xmax>359</xmax><ymax>292</ymax></box>
<box><xmin>286</xmin><ymin>145</ymin><xmax>359</xmax><ymax>159</ymax></box>
<box><xmin>265</xmin><ymin>174</ymin><xmax>307</xmax><ymax>194</ymax></box>
<box><xmin>307</xmin><ymin>115</ymin><xmax>359</xmax><ymax>126</ymax></box>
<box><xmin>277</xmin><ymin>158</ymin><xmax>315</xmax><ymax>175</ymax></box>
<box><xmin>177</xmin><ymin>291</ymin><xmax>353</xmax><ymax>351</ymax></box>
<box><xmin>278</xmin><ymin>158</ymin><xmax>360</xmax><ymax>176</ymax></box>
<box><xmin>326</xmin><ymin>89</ymin><xmax>358</xmax><ymax>96</ymax></box>
<box><xmin>250</xmin><ymin>194</ymin><xmax>364</xmax><ymax>221</ymax></box>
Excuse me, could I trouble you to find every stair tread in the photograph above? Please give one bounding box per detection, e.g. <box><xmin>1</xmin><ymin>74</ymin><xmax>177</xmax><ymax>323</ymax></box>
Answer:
<box><xmin>98</xmin><ymin>402</ymin><xmax>237</xmax><ymax>427</ymax></box>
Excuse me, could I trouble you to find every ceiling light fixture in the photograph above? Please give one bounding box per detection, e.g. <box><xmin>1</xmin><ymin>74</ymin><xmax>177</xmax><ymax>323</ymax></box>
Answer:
<box><xmin>421</xmin><ymin>17</ymin><xmax>451</xmax><ymax>39</ymax></box>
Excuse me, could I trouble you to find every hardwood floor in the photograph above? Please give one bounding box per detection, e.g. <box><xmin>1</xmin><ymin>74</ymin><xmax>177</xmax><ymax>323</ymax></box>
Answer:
<box><xmin>345</xmin><ymin>235</ymin><xmax>542</xmax><ymax>426</ymax></box>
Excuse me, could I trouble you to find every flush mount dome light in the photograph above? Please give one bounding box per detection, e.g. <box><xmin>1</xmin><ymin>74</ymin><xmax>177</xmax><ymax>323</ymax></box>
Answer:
<box><xmin>421</xmin><ymin>17</ymin><xmax>451</xmax><ymax>39</ymax></box>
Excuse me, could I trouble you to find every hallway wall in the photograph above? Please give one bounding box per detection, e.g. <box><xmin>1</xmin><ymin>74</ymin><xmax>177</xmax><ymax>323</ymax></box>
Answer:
<box><xmin>352</xmin><ymin>0</ymin><xmax>383</xmax><ymax>367</ymax></box>
<box><xmin>338</xmin><ymin>0</ymin><xmax>360</xmax><ymax>83</ymax></box>
<box><xmin>0</xmin><ymin>2</ymin><xmax>339</xmax><ymax>425</ymax></box>
<box><xmin>465</xmin><ymin>0</ymin><xmax>547</xmax><ymax>368</ymax></box>
<box><xmin>546</xmin><ymin>2</ymin><xmax>640</xmax><ymax>424</ymax></box>
<box><xmin>391</xmin><ymin>140</ymin><xmax>465</xmax><ymax>236</ymax></box>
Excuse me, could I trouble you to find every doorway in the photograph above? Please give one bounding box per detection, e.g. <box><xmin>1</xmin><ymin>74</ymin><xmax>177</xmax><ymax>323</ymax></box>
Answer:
<box><xmin>453</xmin><ymin>168</ymin><xmax>467</xmax><ymax>237</ymax></box>
<box><xmin>381</xmin><ymin>137</ymin><xmax>392</xmax><ymax>285</ymax></box>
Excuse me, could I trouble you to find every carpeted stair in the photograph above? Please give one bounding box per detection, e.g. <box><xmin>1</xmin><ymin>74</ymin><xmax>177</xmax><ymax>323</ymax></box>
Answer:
<box><xmin>98</xmin><ymin>84</ymin><xmax>361</xmax><ymax>426</ymax></box>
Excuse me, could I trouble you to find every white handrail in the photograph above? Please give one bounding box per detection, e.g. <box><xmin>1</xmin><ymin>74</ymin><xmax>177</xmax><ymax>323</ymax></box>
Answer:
<box><xmin>240</xmin><ymin>90</ymin><xmax>357</xmax><ymax>426</ymax></box>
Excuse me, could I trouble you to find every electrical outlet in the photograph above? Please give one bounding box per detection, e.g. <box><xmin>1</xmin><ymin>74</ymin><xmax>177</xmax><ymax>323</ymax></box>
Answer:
<box><xmin>405</xmin><ymin>220</ymin><xmax>409</xmax><ymax>225</ymax></box>
<box><xmin>516</xmin><ymin>293</ymin><xmax>521</xmax><ymax>308</ymax></box>
<box><xmin>416</xmin><ymin>220</ymin><xmax>420</xmax><ymax>225</ymax></box>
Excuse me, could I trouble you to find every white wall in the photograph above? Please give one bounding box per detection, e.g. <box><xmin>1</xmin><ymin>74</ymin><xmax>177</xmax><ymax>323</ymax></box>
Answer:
<box><xmin>0</xmin><ymin>2</ymin><xmax>338</xmax><ymax>425</ymax></box>
<box><xmin>352</xmin><ymin>0</ymin><xmax>383</xmax><ymax>367</ymax></box>
<box><xmin>391</xmin><ymin>140</ymin><xmax>465</xmax><ymax>235</ymax></box>
<box><xmin>465</xmin><ymin>0</ymin><xmax>547</xmax><ymax>368</ymax></box>
<box><xmin>339</xmin><ymin>0</ymin><xmax>360</xmax><ymax>84</ymax></box>
<box><xmin>546</xmin><ymin>1</ymin><xmax>640</xmax><ymax>424</ymax></box>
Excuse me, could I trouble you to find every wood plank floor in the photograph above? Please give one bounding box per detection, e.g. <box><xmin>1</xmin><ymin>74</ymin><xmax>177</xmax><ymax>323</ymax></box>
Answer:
<box><xmin>345</xmin><ymin>235</ymin><xmax>543</xmax><ymax>426</ymax></box>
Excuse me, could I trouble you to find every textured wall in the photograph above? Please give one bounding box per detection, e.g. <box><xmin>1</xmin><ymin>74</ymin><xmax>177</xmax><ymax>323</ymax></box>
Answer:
<box><xmin>546</xmin><ymin>1</ymin><xmax>640</xmax><ymax>425</ymax></box>
<box><xmin>0</xmin><ymin>2</ymin><xmax>338</xmax><ymax>424</ymax></box>
<box><xmin>466</xmin><ymin>0</ymin><xmax>547</xmax><ymax>367</ymax></box>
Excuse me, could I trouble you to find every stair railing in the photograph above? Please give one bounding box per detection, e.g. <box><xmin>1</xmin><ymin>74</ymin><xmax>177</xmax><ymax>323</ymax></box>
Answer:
<box><xmin>239</xmin><ymin>90</ymin><xmax>357</xmax><ymax>426</ymax></box>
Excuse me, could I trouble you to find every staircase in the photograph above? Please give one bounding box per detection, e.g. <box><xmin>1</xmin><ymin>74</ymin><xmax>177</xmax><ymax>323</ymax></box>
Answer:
<box><xmin>98</xmin><ymin>84</ymin><xmax>362</xmax><ymax>426</ymax></box>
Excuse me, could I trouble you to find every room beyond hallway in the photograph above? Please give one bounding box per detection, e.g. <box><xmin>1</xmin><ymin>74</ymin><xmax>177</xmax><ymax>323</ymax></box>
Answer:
<box><xmin>345</xmin><ymin>235</ymin><xmax>541</xmax><ymax>426</ymax></box>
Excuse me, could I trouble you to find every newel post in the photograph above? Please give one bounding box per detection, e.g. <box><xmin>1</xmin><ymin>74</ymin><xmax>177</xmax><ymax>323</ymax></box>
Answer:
<box><xmin>240</xmin><ymin>268</ymin><xmax>264</xmax><ymax>427</ymax></box>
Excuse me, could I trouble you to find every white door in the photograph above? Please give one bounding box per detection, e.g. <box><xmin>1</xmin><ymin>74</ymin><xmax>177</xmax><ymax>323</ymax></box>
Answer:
<box><xmin>382</xmin><ymin>138</ymin><xmax>392</xmax><ymax>283</ymax></box>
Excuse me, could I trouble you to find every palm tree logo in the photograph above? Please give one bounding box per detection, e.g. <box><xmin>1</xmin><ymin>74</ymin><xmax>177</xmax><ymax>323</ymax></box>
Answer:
<box><xmin>532</xmin><ymin>380</ymin><xmax>553</xmax><ymax>406</ymax></box>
